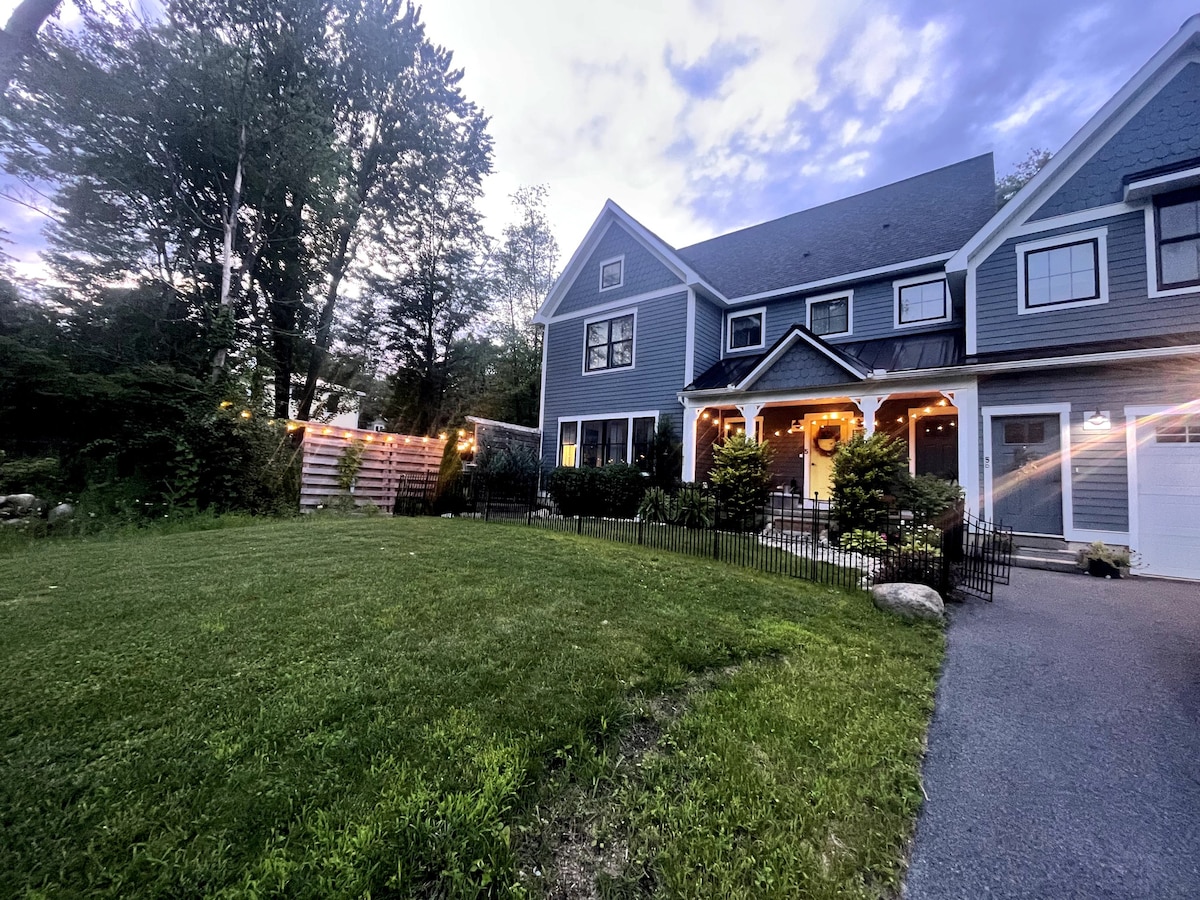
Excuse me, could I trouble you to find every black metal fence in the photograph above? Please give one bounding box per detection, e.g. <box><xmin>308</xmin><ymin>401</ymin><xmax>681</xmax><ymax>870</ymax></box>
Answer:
<box><xmin>393</xmin><ymin>471</ymin><xmax>1013</xmax><ymax>601</ymax></box>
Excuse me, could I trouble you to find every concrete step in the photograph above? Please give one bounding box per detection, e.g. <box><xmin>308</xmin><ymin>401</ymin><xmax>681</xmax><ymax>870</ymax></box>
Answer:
<box><xmin>1011</xmin><ymin>547</ymin><xmax>1080</xmax><ymax>573</ymax></box>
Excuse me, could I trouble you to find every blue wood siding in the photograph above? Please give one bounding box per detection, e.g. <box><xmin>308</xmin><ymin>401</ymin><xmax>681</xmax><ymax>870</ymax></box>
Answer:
<box><xmin>975</xmin><ymin>211</ymin><xmax>1200</xmax><ymax>354</ymax></box>
<box><xmin>1033</xmin><ymin>63</ymin><xmax>1200</xmax><ymax>220</ymax></box>
<box><xmin>721</xmin><ymin>271</ymin><xmax>952</xmax><ymax>359</ymax></box>
<box><xmin>555</xmin><ymin>223</ymin><xmax>683</xmax><ymax>316</ymax></box>
<box><xmin>540</xmin><ymin>290</ymin><xmax>688</xmax><ymax>467</ymax></box>
<box><xmin>976</xmin><ymin>360</ymin><xmax>1200</xmax><ymax>533</ymax></box>
<box><xmin>692</xmin><ymin>295</ymin><xmax>723</xmax><ymax>380</ymax></box>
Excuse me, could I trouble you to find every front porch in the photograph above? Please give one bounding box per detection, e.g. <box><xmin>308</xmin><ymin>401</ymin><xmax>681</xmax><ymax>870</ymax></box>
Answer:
<box><xmin>685</xmin><ymin>391</ymin><xmax>964</xmax><ymax>502</ymax></box>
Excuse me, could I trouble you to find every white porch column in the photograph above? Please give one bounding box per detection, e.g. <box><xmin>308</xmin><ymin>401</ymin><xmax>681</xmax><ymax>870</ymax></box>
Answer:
<box><xmin>956</xmin><ymin>381</ymin><xmax>981</xmax><ymax>515</ymax></box>
<box><xmin>851</xmin><ymin>394</ymin><xmax>886</xmax><ymax>435</ymax></box>
<box><xmin>681</xmin><ymin>401</ymin><xmax>701</xmax><ymax>482</ymax></box>
<box><xmin>736</xmin><ymin>402</ymin><xmax>763</xmax><ymax>440</ymax></box>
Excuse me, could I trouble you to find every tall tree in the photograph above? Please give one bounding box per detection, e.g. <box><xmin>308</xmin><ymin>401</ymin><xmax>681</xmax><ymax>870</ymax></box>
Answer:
<box><xmin>996</xmin><ymin>148</ymin><xmax>1053</xmax><ymax>206</ymax></box>
<box><xmin>0</xmin><ymin>0</ymin><xmax>60</xmax><ymax>87</ymax></box>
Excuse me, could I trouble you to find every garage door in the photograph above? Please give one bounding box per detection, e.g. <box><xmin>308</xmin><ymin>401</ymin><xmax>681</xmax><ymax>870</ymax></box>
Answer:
<box><xmin>1135</xmin><ymin>413</ymin><xmax>1200</xmax><ymax>579</ymax></box>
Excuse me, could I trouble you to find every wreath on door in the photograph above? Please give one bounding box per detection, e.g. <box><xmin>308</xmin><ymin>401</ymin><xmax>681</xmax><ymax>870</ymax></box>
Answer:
<box><xmin>813</xmin><ymin>425</ymin><xmax>841</xmax><ymax>456</ymax></box>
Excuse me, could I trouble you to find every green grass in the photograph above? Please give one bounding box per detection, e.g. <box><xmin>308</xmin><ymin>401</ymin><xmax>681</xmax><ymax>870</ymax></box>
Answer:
<box><xmin>0</xmin><ymin>517</ymin><xmax>942</xmax><ymax>898</ymax></box>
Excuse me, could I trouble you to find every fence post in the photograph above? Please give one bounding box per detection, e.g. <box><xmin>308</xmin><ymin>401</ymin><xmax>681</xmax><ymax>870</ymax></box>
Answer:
<box><xmin>637</xmin><ymin>515</ymin><xmax>644</xmax><ymax>546</ymax></box>
<box><xmin>527</xmin><ymin>476</ymin><xmax>534</xmax><ymax>526</ymax></box>
<box><xmin>811</xmin><ymin>491</ymin><xmax>820</xmax><ymax>545</ymax></box>
<box><xmin>711</xmin><ymin>488</ymin><xmax>721</xmax><ymax>560</ymax></box>
<box><xmin>577</xmin><ymin>514</ymin><xmax>582</xmax><ymax>535</ymax></box>
<box><xmin>484</xmin><ymin>478</ymin><xmax>491</xmax><ymax>522</ymax></box>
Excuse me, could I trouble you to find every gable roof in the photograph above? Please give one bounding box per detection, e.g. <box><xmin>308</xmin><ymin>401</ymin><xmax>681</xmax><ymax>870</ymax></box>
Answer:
<box><xmin>675</xmin><ymin>154</ymin><xmax>996</xmax><ymax>301</ymax></box>
<box><xmin>947</xmin><ymin>14</ymin><xmax>1200</xmax><ymax>276</ymax></box>
<box><xmin>533</xmin><ymin>200</ymin><xmax>726</xmax><ymax>323</ymax></box>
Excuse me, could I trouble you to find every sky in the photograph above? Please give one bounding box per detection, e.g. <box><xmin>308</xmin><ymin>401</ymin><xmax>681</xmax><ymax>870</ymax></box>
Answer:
<box><xmin>2</xmin><ymin>0</ymin><xmax>1199</xmax><ymax>276</ymax></box>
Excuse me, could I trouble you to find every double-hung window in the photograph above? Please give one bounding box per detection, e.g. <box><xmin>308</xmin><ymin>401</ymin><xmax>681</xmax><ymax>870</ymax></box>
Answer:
<box><xmin>584</xmin><ymin>312</ymin><xmax>634</xmax><ymax>372</ymax></box>
<box><xmin>895</xmin><ymin>277</ymin><xmax>949</xmax><ymax>326</ymax></box>
<box><xmin>806</xmin><ymin>292</ymin><xmax>851</xmax><ymax>337</ymax></box>
<box><xmin>1015</xmin><ymin>227</ymin><xmax>1108</xmax><ymax>314</ymax></box>
<box><xmin>727</xmin><ymin>308</ymin><xmax>765</xmax><ymax>351</ymax></box>
<box><xmin>1155</xmin><ymin>188</ymin><xmax>1200</xmax><ymax>290</ymax></box>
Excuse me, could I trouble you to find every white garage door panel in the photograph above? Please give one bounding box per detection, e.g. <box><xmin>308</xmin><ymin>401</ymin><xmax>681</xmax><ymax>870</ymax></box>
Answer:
<box><xmin>1136</xmin><ymin>418</ymin><xmax>1200</xmax><ymax>579</ymax></box>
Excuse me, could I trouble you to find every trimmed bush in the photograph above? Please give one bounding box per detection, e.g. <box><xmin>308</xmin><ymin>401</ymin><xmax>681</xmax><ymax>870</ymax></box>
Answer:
<box><xmin>547</xmin><ymin>464</ymin><xmax>647</xmax><ymax>518</ymax></box>
<box><xmin>710</xmin><ymin>432</ymin><xmax>774</xmax><ymax>531</ymax></box>
<box><xmin>894</xmin><ymin>473</ymin><xmax>964</xmax><ymax>525</ymax></box>
<box><xmin>831</xmin><ymin>432</ymin><xmax>906</xmax><ymax>535</ymax></box>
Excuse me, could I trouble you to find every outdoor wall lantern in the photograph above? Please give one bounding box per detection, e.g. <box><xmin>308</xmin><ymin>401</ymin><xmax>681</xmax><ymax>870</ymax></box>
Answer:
<box><xmin>1084</xmin><ymin>410</ymin><xmax>1112</xmax><ymax>431</ymax></box>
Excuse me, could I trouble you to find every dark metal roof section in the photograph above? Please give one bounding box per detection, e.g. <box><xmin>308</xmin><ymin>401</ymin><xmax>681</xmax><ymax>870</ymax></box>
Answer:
<box><xmin>685</xmin><ymin>354</ymin><xmax>764</xmax><ymax>391</ymax></box>
<box><xmin>841</xmin><ymin>330</ymin><xmax>964</xmax><ymax>372</ymax></box>
<box><xmin>675</xmin><ymin>154</ymin><xmax>996</xmax><ymax>299</ymax></box>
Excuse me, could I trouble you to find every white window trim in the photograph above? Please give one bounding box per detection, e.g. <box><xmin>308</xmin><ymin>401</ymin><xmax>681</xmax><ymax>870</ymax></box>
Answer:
<box><xmin>597</xmin><ymin>254</ymin><xmax>625</xmax><ymax>292</ymax></box>
<box><xmin>556</xmin><ymin>410</ymin><xmax>660</xmax><ymax>468</ymax></box>
<box><xmin>581</xmin><ymin>307</ymin><xmax>637</xmax><ymax>377</ymax></box>
<box><xmin>893</xmin><ymin>273</ymin><xmax>951</xmax><ymax>329</ymax></box>
<box><xmin>726</xmin><ymin>306</ymin><xmax>766</xmax><ymax>352</ymax></box>
<box><xmin>1015</xmin><ymin>227</ymin><xmax>1109</xmax><ymax>315</ymax></box>
<box><xmin>1142</xmin><ymin>204</ymin><xmax>1200</xmax><ymax>299</ymax></box>
<box><xmin>805</xmin><ymin>290</ymin><xmax>853</xmax><ymax>338</ymax></box>
<box><xmin>981</xmin><ymin>403</ymin><xmax>1074</xmax><ymax>539</ymax></box>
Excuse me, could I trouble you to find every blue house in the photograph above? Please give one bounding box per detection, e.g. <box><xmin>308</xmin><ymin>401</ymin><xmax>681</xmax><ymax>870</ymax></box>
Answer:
<box><xmin>534</xmin><ymin>16</ymin><xmax>1200</xmax><ymax>580</ymax></box>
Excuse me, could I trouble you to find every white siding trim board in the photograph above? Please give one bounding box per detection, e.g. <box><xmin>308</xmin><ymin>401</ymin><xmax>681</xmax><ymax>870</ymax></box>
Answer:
<box><xmin>541</xmin><ymin>285</ymin><xmax>685</xmax><ymax>324</ymax></box>
<box><xmin>684</xmin><ymin>289</ymin><xmax>696</xmax><ymax>386</ymax></box>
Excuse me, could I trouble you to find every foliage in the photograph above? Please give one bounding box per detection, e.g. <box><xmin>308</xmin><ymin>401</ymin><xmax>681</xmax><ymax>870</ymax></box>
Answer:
<box><xmin>898</xmin><ymin>524</ymin><xmax>944</xmax><ymax>556</ymax></box>
<box><xmin>1076</xmin><ymin>540</ymin><xmax>1132</xmax><ymax>568</ymax></box>
<box><xmin>335</xmin><ymin>439</ymin><xmax>366</xmax><ymax>494</ymax></box>
<box><xmin>0</xmin><ymin>455</ymin><xmax>63</xmax><ymax>498</ymax></box>
<box><xmin>637</xmin><ymin>487</ymin><xmax>673</xmax><ymax>523</ymax></box>
<box><xmin>647</xmin><ymin>414</ymin><xmax>683</xmax><ymax>489</ymax></box>
<box><xmin>638</xmin><ymin>483</ymin><xmax>717</xmax><ymax>530</ymax></box>
<box><xmin>996</xmin><ymin>148</ymin><xmax>1053</xmax><ymax>206</ymax></box>
<box><xmin>894</xmin><ymin>473</ymin><xmax>964</xmax><ymax>525</ymax></box>
<box><xmin>433</xmin><ymin>437</ymin><xmax>465</xmax><ymax>514</ymax></box>
<box><xmin>547</xmin><ymin>464</ymin><xmax>647</xmax><ymax>518</ymax></box>
<box><xmin>872</xmin><ymin>551</ymin><xmax>949</xmax><ymax>593</ymax></box>
<box><xmin>710</xmin><ymin>432</ymin><xmax>774</xmax><ymax>531</ymax></box>
<box><xmin>0</xmin><ymin>517</ymin><xmax>943</xmax><ymax>898</ymax></box>
<box><xmin>840</xmin><ymin>529</ymin><xmax>889</xmax><ymax>555</ymax></box>
<box><xmin>831</xmin><ymin>432</ymin><xmax>907</xmax><ymax>535</ymax></box>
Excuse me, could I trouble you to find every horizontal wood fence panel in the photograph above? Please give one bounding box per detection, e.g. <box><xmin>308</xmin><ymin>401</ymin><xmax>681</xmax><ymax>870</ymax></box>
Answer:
<box><xmin>298</xmin><ymin>424</ymin><xmax>444</xmax><ymax>511</ymax></box>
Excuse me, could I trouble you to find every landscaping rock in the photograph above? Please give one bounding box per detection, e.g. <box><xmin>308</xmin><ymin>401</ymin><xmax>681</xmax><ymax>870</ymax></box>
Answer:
<box><xmin>871</xmin><ymin>582</ymin><xmax>944</xmax><ymax>621</ymax></box>
<box><xmin>48</xmin><ymin>503</ymin><xmax>74</xmax><ymax>523</ymax></box>
<box><xmin>0</xmin><ymin>494</ymin><xmax>39</xmax><ymax>516</ymax></box>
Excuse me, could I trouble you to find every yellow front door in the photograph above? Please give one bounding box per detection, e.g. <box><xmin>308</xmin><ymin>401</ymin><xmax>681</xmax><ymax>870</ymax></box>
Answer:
<box><xmin>805</xmin><ymin>415</ymin><xmax>851</xmax><ymax>502</ymax></box>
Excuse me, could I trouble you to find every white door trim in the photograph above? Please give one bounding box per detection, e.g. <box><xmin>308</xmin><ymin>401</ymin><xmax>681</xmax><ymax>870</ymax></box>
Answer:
<box><xmin>982</xmin><ymin>403</ymin><xmax>1073</xmax><ymax>537</ymax></box>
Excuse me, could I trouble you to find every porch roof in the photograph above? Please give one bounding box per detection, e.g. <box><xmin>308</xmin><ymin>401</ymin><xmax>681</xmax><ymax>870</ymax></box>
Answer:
<box><xmin>684</xmin><ymin>328</ymin><xmax>964</xmax><ymax>394</ymax></box>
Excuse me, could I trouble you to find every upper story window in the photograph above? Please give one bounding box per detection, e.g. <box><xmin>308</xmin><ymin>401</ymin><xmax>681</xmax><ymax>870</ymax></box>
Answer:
<box><xmin>806</xmin><ymin>292</ymin><xmax>851</xmax><ymax>337</ymax></box>
<box><xmin>1155</xmin><ymin>188</ymin><xmax>1200</xmax><ymax>290</ymax></box>
<box><xmin>1015</xmin><ymin>226</ymin><xmax>1108</xmax><ymax>315</ymax></box>
<box><xmin>894</xmin><ymin>276</ymin><xmax>950</xmax><ymax>327</ymax></box>
<box><xmin>599</xmin><ymin>256</ymin><xmax>624</xmax><ymax>291</ymax></box>
<box><xmin>727</xmin><ymin>308</ymin><xmax>765</xmax><ymax>351</ymax></box>
<box><xmin>584</xmin><ymin>311</ymin><xmax>635</xmax><ymax>373</ymax></box>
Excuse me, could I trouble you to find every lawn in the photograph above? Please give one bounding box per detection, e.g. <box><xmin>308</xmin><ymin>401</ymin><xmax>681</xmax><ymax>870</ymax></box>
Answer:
<box><xmin>0</xmin><ymin>517</ymin><xmax>943</xmax><ymax>898</ymax></box>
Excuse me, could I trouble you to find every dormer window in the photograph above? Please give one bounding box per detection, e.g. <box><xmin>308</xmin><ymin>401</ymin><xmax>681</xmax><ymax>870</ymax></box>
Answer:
<box><xmin>727</xmin><ymin>308</ymin><xmax>765</xmax><ymax>351</ymax></box>
<box><xmin>806</xmin><ymin>292</ymin><xmax>852</xmax><ymax>337</ymax></box>
<box><xmin>1155</xmin><ymin>188</ymin><xmax>1200</xmax><ymax>290</ymax></box>
<box><xmin>894</xmin><ymin>275</ymin><xmax>950</xmax><ymax>327</ymax></box>
<box><xmin>599</xmin><ymin>256</ymin><xmax>624</xmax><ymax>291</ymax></box>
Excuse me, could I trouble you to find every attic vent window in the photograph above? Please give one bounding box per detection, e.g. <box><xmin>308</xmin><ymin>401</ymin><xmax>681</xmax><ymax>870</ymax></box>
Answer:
<box><xmin>599</xmin><ymin>256</ymin><xmax>624</xmax><ymax>291</ymax></box>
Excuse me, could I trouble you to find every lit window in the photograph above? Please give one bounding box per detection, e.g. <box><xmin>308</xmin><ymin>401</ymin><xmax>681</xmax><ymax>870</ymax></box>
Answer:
<box><xmin>632</xmin><ymin>417</ymin><xmax>656</xmax><ymax>471</ymax></box>
<box><xmin>559</xmin><ymin>421</ymin><xmax>577</xmax><ymax>467</ymax></box>
<box><xmin>1155</xmin><ymin>189</ymin><xmax>1200</xmax><ymax>290</ymax></box>
<box><xmin>599</xmin><ymin>257</ymin><xmax>624</xmax><ymax>291</ymax></box>
<box><xmin>808</xmin><ymin>296</ymin><xmax>850</xmax><ymax>336</ymax></box>
<box><xmin>580</xmin><ymin>419</ymin><xmax>628</xmax><ymax>467</ymax></box>
<box><xmin>585</xmin><ymin>313</ymin><xmax>634</xmax><ymax>372</ymax></box>
<box><xmin>898</xmin><ymin>279</ymin><xmax>948</xmax><ymax>324</ymax></box>
<box><xmin>1025</xmin><ymin>241</ymin><xmax>1098</xmax><ymax>307</ymax></box>
<box><xmin>727</xmin><ymin>310</ymin><xmax>764</xmax><ymax>350</ymax></box>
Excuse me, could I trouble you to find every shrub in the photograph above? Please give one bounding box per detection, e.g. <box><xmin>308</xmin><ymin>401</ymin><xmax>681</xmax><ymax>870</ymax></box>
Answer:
<box><xmin>894</xmin><ymin>473</ymin><xmax>964</xmax><ymax>525</ymax></box>
<box><xmin>0</xmin><ymin>455</ymin><xmax>64</xmax><ymax>499</ymax></box>
<box><xmin>673</xmin><ymin>483</ymin><xmax>715</xmax><ymax>529</ymax></box>
<box><xmin>647</xmin><ymin>415</ymin><xmax>682</xmax><ymax>490</ymax></box>
<box><xmin>433</xmin><ymin>438</ymin><xmax>465</xmax><ymax>515</ymax></box>
<box><xmin>840</xmin><ymin>529</ymin><xmax>888</xmax><ymax>555</ymax></box>
<box><xmin>637</xmin><ymin>486</ymin><xmax>674</xmax><ymax>523</ymax></box>
<box><xmin>547</xmin><ymin>464</ymin><xmax>647</xmax><ymax>518</ymax></box>
<box><xmin>831</xmin><ymin>432</ymin><xmax>906</xmax><ymax>535</ymax></box>
<box><xmin>710</xmin><ymin>432</ymin><xmax>774</xmax><ymax>531</ymax></box>
<box><xmin>873</xmin><ymin>551</ymin><xmax>950</xmax><ymax>595</ymax></box>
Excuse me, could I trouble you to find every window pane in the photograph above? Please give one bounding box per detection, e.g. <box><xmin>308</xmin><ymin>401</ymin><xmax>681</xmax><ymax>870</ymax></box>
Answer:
<box><xmin>899</xmin><ymin>281</ymin><xmax>945</xmax><ymax>323</ymax></box>
<box><xmin>1003</xmin><ymin>423</ymin><xmax>1025</xmax><ymax>444</ymax></box>
<box><xmin>601</xmin><ymin>260</ymin><xmax>622</xmax><ymax>288</ymax></box>
<box><xmin>587</xmin><ymin>321</ymin><xmax>607</xmax><ymax>346</ymax></box>
<box><xmin>1159</xmin><ymin>201</ymin><xmax>1200</xmax><ymax>240</ymax></box>
<box><xmin>1027</xmin><ymin>422</ymin><xmax>1045</xmax><ymax>443</ymax></box>
<box><xmin>604</xmin><ymin>419</ymin><xmax>628</xmax><ymax>464</ymax></box>
<box><xmin>611</xmin><ymin>340</ymin><xmax>633</xmax><ymax>366</ymax></box>
<box><xmin>1026</xmin><ymin>242</ymin><xmax>1097</xmax><ymax>305</ymax></box>
<box><xmin>588</xmin><ymin>347</ymin><xmax>608</xmax><ymax>370</ymax></box>
<box><xmin>560</xmin><ymin>421</ymin><xmax>577</xmax><ymax>444</ymax></box>
<box><xmin>1027</xmin><ymin>251</ymin><xmax>1049</xmax><ymax>279</ymax></box>
<box><xmin>1161</xmin><ymin>239</ymin><xmax>1200</xmax><ymax>285</ymax></box>
<box><xmin>611</xmin><ymin>315</ymin><xmax>633</xmax><ymax>341</ymax></box>
<box><xmin>730</xmin><ymin>312</ymin><xmax>762</xmax><ymax>348</ymax></box>
<box><xmin>810</xmin><ymin>297</ymin><xmax>848</xmax><ymax>335</ymax></box>
<box><xmin>632</xmin><ymin>417</ymin><xmax>655</xmax><ymax>443</ymax></box>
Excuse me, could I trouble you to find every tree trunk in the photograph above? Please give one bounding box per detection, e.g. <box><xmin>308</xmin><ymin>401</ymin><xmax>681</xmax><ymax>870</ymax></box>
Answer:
<box><xmin>209</xmin><ymin>123</ymin><xmax>246</xmax><ymax>382</ymax></box>
<box><xmin>294</xmin><ymin>221</ymin><xmax>353</xmax><ymax>420</ymax></box>
<box><xmin>0</xmin><ymin>0</ymin><xmax>59</xmax><ymax>88</ymax></box>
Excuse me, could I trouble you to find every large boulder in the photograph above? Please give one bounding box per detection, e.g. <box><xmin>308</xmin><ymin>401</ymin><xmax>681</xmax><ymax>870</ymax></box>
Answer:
<box><xmin>871</xmin><ymin>583</ymin><xmax>944</xmax><ymax>621</ymax></box>
<box><xmin>48</xmin><ymin>502</ymin><xmax>74</xmax><ymax>523</ymax></box>
<box><xmin>0</xmin><ymin>494</ymin><xmax>39</xmax><ymax>517</ymax></box>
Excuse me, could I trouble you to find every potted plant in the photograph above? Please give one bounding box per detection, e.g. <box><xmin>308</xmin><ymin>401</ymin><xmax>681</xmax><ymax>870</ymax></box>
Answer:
<box><xmin>1076</xmin><ymin>541</ymin><xmax>1132</xmax><ymax>579</ymax></box>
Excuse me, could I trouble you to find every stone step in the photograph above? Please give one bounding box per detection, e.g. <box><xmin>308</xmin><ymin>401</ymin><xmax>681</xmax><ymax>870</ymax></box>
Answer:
<box><xmin>1011</xmin><ymin>550</ymin><xmax>1080</xmax><ymax>573</ymax></box>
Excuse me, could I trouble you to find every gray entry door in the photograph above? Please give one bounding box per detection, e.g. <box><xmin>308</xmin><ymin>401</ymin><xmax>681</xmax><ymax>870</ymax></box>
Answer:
<box><xmin>991</xmin><ymin>415</ymin><xmax>1063</xmax><ymax>535</ymax></box>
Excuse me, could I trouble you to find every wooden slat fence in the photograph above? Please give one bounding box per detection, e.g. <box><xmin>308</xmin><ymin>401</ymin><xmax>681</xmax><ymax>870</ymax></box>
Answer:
<box><xmin>298</xmin><ymin>424</ymin><xmax>445</xmax><ymax>512</ymax></box>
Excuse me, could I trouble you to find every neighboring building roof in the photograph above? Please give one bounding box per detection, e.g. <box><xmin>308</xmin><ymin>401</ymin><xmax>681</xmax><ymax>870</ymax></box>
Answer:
<box><xmin>675</xmin><ymin>154</ymin><xmax>997</xmax><ymax>300</ymax></box>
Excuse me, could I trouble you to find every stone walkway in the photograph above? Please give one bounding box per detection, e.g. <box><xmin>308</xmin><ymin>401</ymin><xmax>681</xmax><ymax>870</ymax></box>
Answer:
<box><xmin>904</xmin><ymin>567</ymin><xmax>1200</xmax><ymax>899</ymax></box>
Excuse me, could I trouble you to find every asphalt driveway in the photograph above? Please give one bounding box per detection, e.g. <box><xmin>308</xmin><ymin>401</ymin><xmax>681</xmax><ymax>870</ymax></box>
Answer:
<box><xmin>904</xmin><ymin>567</ymin><xmax>1200</xmax><ymax>899</ymax></box>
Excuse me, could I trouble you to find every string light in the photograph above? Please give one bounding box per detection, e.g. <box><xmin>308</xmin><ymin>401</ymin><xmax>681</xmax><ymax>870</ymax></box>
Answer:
<box><xmin>219</xmin><ymin>401</ymin><xmax>233</xmax><ymax>409</ymax></box>
<box><xmin>422</xmin><ymin>436</ymin><xmax>429</xmax><ymax>443</ymax></box>
<box><xmin>240</xmin><ymin>410</ymin><xmax>252</xmax><ymax>419</ymax></box>
<box><xmin>438</xmin><ymin>433</ymin><xmax>447</xmax><ymax>440</ymax></box>
<box><xmin>386</xmin><ymin>436</ymin><xmax>395</xmax><ymax>442</ymax></box>
<box><xmin>365</xmin><ymin>435</ymin><xmax>374</xmax><ymax>442</ymax></box>
<box><xmin>343</xmin><ymin>431</ymin><xmax>352</xmax><ymax>438</ymax></box>
<box><xmin>322</xmin><ymin>427</ymin><xmax>332</xmax><ymax>435</ymax></box>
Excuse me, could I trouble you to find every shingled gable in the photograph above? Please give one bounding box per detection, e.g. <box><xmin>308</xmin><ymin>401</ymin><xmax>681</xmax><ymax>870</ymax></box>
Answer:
<box><xmin>532</xmin><ymin>200</ymin><xmax>726</xmax><ymax>324</ymax></box>
<box><xmin>734</xmin><ymin>326</ymin><xmax>869</xmax><ymax>391</ymax></box>
<box><xmin>946</xmin><ymin>15</ymin><xmax>1200</xmax><ymax>301</ymax></box>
